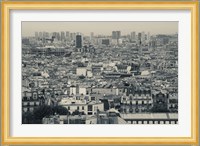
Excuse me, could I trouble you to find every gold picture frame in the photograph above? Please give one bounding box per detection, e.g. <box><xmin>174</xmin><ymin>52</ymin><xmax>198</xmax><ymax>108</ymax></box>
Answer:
<box><xmin>1</xmin><ymin>1</ymin><xmax>199</xmax><ymax>145</ymax></box>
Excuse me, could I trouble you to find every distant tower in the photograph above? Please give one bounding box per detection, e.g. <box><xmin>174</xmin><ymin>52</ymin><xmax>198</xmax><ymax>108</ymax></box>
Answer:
<box><xmin>141</xmin><ymin>31</ymin><xmax>145</xmax><ymax>42</ymax></box>
<box><xmin>70</xmin><ymin>33</ymin><xmax>76</xmax><ymax>41</ymax></box>
<box><xmin>66</xmin><ymin>31</ymin><xmax>70</xmax><ymax>41</ymax></box>
<box><xmin>147</xmin><ymin>32</ymin><xmax>151</xmax><ymax>41</ymax></box>
<box><xmin>138</xmin><ymin>33</ymin><xmax>142</xmax><ymax>45</ymax></box>
<box><xmin>112</xmin><ymin>31</ymin><xmax>121</xmax><ymax>39</ymax></box>
<box><xmin>61</xmin><ymin>31</ymin><xmax>65</xmax><ymax>42</ymax></box>
<box><xmin>90</xmin><ymin>32</ymin><xmax>94</xmax><ymax>40</ymax></box>
<box><xmin>35</xmin><ymin>32</ymin><xmax>39</xmax><ymax>39</ymax></box>
<box><xmin>76</xmin><ymin>34</ymin><xmax>82</xmax><ymax>48</ymax></box>
<box><xmin>39</xmin><ymin>32</ymin><xmax>43</xmax><ymax>39</ymax></box>
<box><xmin>130</xmin><ymin>31</ymin><xmax>136</xmax><ymax>42</ymax></box>
<box><xmin>112</xmin><ymin>31</ymin><xmax>121</xmax><ymax>45</ymax></box>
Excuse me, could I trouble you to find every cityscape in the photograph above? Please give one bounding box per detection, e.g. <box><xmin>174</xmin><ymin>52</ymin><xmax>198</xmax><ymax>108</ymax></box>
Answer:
<box><xmin>22</xmin><ymin>22</ymin><xmax>178</xmax><ymax>124</ymax></box>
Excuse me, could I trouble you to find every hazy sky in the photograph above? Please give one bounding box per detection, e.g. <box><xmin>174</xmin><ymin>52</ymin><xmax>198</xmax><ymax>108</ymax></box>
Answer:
<box><xmin>22</xmin><ymin>21</ymin><xmax>178</xmax><ymax>37</ymax></box>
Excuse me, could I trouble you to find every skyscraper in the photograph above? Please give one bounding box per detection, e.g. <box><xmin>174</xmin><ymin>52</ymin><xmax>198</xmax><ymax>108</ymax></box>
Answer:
<box><xmin>147</xmin><ymin>32</ymin><xmax>151</xmax><ymax>41</ymax></box>
<box><xmin>76</xmin><ymin>35</ymin><xmax>82</xmax><ymax>48</ymax></box>
<box><xmin>45</xmin><ymin>32</ymin><xmax>50</xmax><ymax>38</ymax></box>
<box><xmin>102</xmin><ymin>39</ymin><xmax>110</xmax><ymax>46</ymax></box>
<box><xmin>112</xmin><ymin>31</ymin><xmax>121</xmax><ymax>45</ymax></box>
<box><xmin>90</xmin><ymin>32</ymin><xmax>94</xmax><ymax>40</ymax></box>
<box><xmin>70</xmin><ymin>33</ymin><xmax>76</xmax><ymax>41</ymax></box>
<box><xmin>35</xmin><ymin>32</ymin><xmax>39</xmax><ymax>39</ymax></box>
<box><xmin>138</xmin><ymin>32</ymin><xmax>142</xmax><ymax>44</ymax></box>
<box><xmin>130</xmin><ymin>31</ymin><xmax>136</xmax><ymax>42</ymax></box>
<box><xmin>112</xmin><ymin>31</ymin><xmax>121</xmax><ymax>39</ymax></box>
<box><xmin>61</xmin><ymin>31</ymin><xmax>65</xmax><ymax>42</ymax></box>
<box><xmin>66</xmin><ymin>31</ymin><xmax>70</xmax><ymax>41</ymax></box>
<box><xmin>52</xmin><ymin>32</ymin><xmax>60</xmax><ymax>41</ymax></box>
<box><xmin>141</xmin><ymin>31</ymin><xmax>145</xmax><ymax>42</ymax></box>
<box><xmin>42</xmin><ymin>31</ymin><xmax>46</xmax><ymax>38</ymax></box>
<box><xmin>39</xmin><ymin>32</ymin><xmax>43</xmax><ymax>39</ymax></box>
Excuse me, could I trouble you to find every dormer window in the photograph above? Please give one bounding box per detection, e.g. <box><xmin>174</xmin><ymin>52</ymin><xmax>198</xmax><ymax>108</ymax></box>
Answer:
<box><xmin>23</xmin><ymin>96</ymin><xmax>28</xmax><ymax>101</ymax></box>
<box><xmin>33</xmin><ymin>93</ymin><xmax>37</xmax><ymax>100</ymax></box>
<box><xmin>27</xmin><ymin>96</ymin><xmax>31</xmax><ymax>100</ymax></box>
<box><xmin>91</xmin><ymin>97</ymin><xmax>95</xmax><ymax>101</ymax></box>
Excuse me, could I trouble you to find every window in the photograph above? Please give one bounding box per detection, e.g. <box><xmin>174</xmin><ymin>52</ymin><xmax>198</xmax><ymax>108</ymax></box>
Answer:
<box><xmin>91</xmin><ymin>97</ymin><xmax>95</xmax><ymax>101</ymax></box>
<box><xmin>127</xmin><ymin>121</ymin><xmax>131</xmax><ymax>124</ymax></box>
<box><xmin>154</xmin><ymin>121</ymin><xmax>158</xmax><ymax>124</ymax></box>
<box><xmin>165</xmin><ymin>121</ymin><xmax>169</xmax><ymax>124</ymax></box>
<box><xmin>30</xmin><ymin>107</ymin><xmax>34</xmax><ymax>112</ymax></box>
<box><xmin>88</xmin><ymin>105</ymin><xmax>92</xmax><ymax>111</ymax></box>
<box><xmin>149</xmin><ymin>121</ymin><xmax>153</xmax><ymax>124</ymax></box>
<box><xmin>82</xmin><ymin>106</ymin><xmax>84</xmax><ymax>110</ymax></box>
<box><xmin>143</xmin><ymin>121</ymin><xmax>147</xmax><ymax>124</ymax></box>
<box><xmin>68</xmin><ymin>106</ymin><xmax>70</xmax><ymax>110</ymax></box>
<box><xmin>77</xmin><ymin>106</ymin><xmax>79</xmax><ymax>110</ymax></box>
<box><xmin>171</xmin><ymin>121</ymin><xmax>175</xmax><ymax>124</ymax></box>
<box><xmin>30</xmin><ymin>102</ymin><xmax>34</xmax><ymax>106</ymax></box>
<box><xmin>132</xmin><ymin>121</ymin><xmax>137</xmax><ymax>124</ymax></box>
<box><xmin>33</xmin><ymin>93</ymin><xmax>37</xmax><ymax>99</ymax></box>
<box><xmin>23</xmin><ymin>102</ymin><xmax>28</xmax><ymax>106</ymax></box>
<box><xmin>23</xmin><ymin>108</ymin><xmax>27</xmax><ymax>112</ymax></box>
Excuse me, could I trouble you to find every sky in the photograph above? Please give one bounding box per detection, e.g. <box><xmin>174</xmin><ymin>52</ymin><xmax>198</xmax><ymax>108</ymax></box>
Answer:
<box><xmin>22</xmin><ymin>21</ymin><xmax>178</xmax><ymax>37</ymax></box>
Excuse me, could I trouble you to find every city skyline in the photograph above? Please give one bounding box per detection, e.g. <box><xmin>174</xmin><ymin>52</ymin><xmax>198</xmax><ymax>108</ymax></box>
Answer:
<box><xmin>22</xmin><ymin>21</ymin><xmax>178</xmax><ymax>37</ymax></box>
<box><xmin>22</xmin><ymin>22</ymin><xmax>178</xmax><ymax>124</ymax></box>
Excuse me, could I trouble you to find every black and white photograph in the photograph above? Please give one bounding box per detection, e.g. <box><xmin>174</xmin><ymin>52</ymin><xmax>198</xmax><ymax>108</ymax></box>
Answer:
<box><xmin>21</xmin><ymin>21</ymin><xmax>178</xmax><ymax>124</ymax></box>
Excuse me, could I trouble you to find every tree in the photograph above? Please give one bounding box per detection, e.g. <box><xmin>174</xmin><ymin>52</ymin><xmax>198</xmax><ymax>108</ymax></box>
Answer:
<box><xmin>129</xmin><ymin>101</ymin><xmax>133</xmax><ymax>113</ymax></box>
<box><xmin>52</xmin><ymin>106</ymin><xmax>69</xmax><ymax>115</ymax></box>
<box><xmin>79</xmin><ymin>75</ymin><xmax>85</xmax><ymax>79</ymax></box>
<box><xmin>100</xmin><ymin>99</ymin><xmax>109</xmax><ymax>111</ymax></box>
<box><xmin>33</xmin><ymin>105</ymin><xmax>53</xmax><ymax>123</ymax></box>
<box><xmin>118</xmin><ymin>107</ymin><xmax>123</xmax><ymax>113</ymax></box>
<box><xmin>151</xmin><ymin>104</ymin><xmax>169</xmax><ymax>113</ymax></box>
<box><xmin>115</xmin><ymin>105</ymin><xmax>120</xmax><ymax>110</ymax></box>
<box><xmin>72</xmin><ymin>110</ymin><xmax>80</xmax><ymax>115</ymax></box>
<box><xmin>110</xmin><ymin>102</ymin><xmax>115</xmax><ymax>108</ymax></box>
<box><xmin>22</xmin><ymin>111</ymin><xmax>34</xmax><ymax>124</ymax></box>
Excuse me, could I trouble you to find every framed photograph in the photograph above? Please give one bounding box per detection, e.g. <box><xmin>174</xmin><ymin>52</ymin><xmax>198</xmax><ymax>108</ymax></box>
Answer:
<box><xmin>1</xmin><ymin>1</ymin><xmax>199</xmax><ymax>145</ymax></box>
